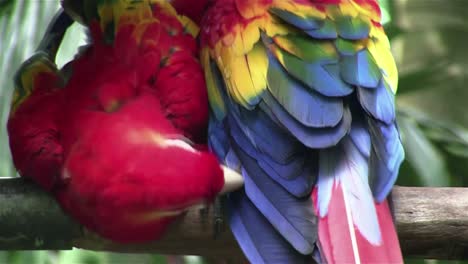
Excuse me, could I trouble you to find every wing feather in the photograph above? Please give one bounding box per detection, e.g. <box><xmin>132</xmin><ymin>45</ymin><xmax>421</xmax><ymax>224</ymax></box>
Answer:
<box><xmin>202</xmin><ymin>0</ymin><xmax>403</xmax><ymax>262</ymax></box>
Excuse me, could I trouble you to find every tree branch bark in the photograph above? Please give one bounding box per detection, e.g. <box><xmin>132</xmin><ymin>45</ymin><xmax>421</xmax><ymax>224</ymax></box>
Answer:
<box><xmin>0</xmin><ymin>178</ymin><xmax>466</xmax><ymax>260</ymax></box>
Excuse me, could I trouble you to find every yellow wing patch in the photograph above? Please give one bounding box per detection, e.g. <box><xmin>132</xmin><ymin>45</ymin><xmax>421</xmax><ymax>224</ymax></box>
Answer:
<box><xmin>214</xmin><ymin>40</ymin><xmax>268</xmax><ymax>108</ymax></box>
<box><xmin>202</xmin><ymin>48</ymin><xmax>226</xmax><ymax>119</ymax></box>
<box><xmin>177</xmin><ymin>15</ymin><xmax>199</xmax><ymax>37</ymax></box>
<box><xmin>368</xmin><ymin>25</ymin><xmax>398</xmax><ymax>93</ymax></box>
<box><xmin>206</xmin><ymin>0</ymin><xmax>398</xmax><ymax>109</ymax></box>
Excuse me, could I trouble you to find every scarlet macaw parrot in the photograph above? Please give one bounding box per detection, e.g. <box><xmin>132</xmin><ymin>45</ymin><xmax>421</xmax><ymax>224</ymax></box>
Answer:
<box><xmin>8</xmin><ymin>0</ymin><xmax>242</xmax><ymax>243</ymax></box>
<box><xmin>173</xmin><ymin>0</ymin><xmax>405</xmax><ymax>263</ymax></box>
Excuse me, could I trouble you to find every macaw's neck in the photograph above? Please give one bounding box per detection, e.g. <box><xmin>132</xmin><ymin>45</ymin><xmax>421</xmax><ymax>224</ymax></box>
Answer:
<box><xmin>170</xmin><ymin>0</ymin><xmax>210</xmax><ymax>24</ymax></box>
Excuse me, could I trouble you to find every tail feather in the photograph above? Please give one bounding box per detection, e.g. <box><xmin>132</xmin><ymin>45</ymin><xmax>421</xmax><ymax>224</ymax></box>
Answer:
<box><xmin>314</xmin><ymin>186</ymin><xmax>402</xmax><ymax>263</ymax></box>
<box><xmin>314</xmin><ymin>130</ymin><xmax>403</xmax><ymax>263</ymax></box>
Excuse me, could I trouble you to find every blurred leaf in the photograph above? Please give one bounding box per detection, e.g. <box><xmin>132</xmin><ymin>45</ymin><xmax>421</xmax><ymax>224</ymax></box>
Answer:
<box><xmin>56</xmin><ymin>22</ymin><xmax>87</xmax><ymax>68</ymax></box>
<box><xmin>398</xmin><ymin>115</ymin><xmax>450</xmax><ymax>187</ymax></box>
<box><xmin>387</xmin><ymin>0</ymin><xmax>468</xmax><ymax>188</ymax></box>
<box><xmin>445</xmin><ymin>144</ymin><xmax>468</xmax><ymax>158</ymax></box>
<box><xmin>397</xmin><ymin>60</ymin><xmax>452</xmax><ymax>95</ymax></box>
<box><xmin>58</xmin><ymin>249</ymin><xmax>108</xmax><ymax>264</ymax></box>
<box><xmin>183</xmin><ymin>256</ymin><xmax>205</xmax><ymax>264</ymax></box>
<box><xmin>108</xmin><ymin>253</ymin><xmax>154</xmax><ymax>264</ymax></box>
<box><xmin>0</xmin><ymin>0</ymin><xmax>60</xmax><ymax>177</ymax></box>
<box><xmin>0</xmin><ymin>0</ymin><xmax>13</xmax><ymax>15</ymax></box>
<box><xmin>7</xmin><ymin>251</ymin><xmax>52</xmax><ymax>264</ymax></box>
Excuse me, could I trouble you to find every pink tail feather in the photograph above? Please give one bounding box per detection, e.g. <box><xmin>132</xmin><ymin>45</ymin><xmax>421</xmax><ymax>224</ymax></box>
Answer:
<box><xmin>313</xmin><ymin>184</ymin><xmax>403</xmax><ymax>264</ymax></box>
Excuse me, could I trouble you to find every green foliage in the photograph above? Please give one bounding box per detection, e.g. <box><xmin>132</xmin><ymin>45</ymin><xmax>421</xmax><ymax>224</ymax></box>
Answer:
<box><xmin>0</xmin><ymin>0</ymin><xmax>61</xmax><ymax>177</ymax></box>
<box><xmin>386</xmin><ymin>1</ymin><xmax>468</xmax><ymax>187</ymax></box>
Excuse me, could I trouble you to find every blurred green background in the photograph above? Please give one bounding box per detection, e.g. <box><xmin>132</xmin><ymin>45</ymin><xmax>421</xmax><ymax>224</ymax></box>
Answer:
<box><xmin>1</xmin><ymin>0</ymin><xmax>468</xmax><ymax>263</ymax></box>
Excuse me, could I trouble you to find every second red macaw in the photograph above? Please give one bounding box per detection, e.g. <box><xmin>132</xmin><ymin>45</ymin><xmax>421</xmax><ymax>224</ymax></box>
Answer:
<box><xmin>8</xmin><ymin>0</ymin><xmax>243</xmax><ymax>243</ymax></box>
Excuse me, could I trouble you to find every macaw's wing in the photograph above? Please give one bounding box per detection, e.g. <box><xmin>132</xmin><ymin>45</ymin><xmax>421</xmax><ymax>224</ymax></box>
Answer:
<box><xmin>201</xmin><ymin>0</ymin><xmax>404</xmax><ymax>263</ymax></box>
<box><xmin>8</xmin><ymin>10</ymin><xmax>72</xmax><ymax>191</ymax></box>
<box><xmin>55</xmin><ymin>0</ymin><xmax>227</xmax><ymax>243</ymax></box>
<box><xmin>61</xmin><ymin>0</ymin><xmax>207</xmax><ymax>143</ymax></box>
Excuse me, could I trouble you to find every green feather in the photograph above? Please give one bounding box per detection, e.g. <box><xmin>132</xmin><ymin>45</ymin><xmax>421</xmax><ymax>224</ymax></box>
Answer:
<box><xmin>335</xmin><ymin>15</ymin><xmax>371</xmax><ymax>40</ymax></box>
<box><xmin>271</xmin><ymin>45</ymin><xmax>353</xmax><ymax>97</ymax></box>
<box><xmin>273</xmin><ymin>34</ymin><xmax>338</xmax><ymax>62</ymax></box>
<box><xmin>335</xmin><ymin>38</ymin><xmax>366</xmax><ymax>56</ymax></box>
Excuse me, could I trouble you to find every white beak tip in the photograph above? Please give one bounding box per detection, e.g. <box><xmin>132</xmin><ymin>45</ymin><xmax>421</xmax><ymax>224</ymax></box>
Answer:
<box><xmin>220</xmin><ymin>165</ymin><xmax>244</xmax><ymax>194</ymax></box>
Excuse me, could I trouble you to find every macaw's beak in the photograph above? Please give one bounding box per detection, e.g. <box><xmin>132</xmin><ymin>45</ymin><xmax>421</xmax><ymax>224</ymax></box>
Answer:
<box><xmin>220</xmin><ymin>165</ymin><xmax>244</xmax><ymax>194</ymax></box>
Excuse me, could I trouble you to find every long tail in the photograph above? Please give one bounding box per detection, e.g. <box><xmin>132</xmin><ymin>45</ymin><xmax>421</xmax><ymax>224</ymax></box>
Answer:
<box><xmin>313</xmin><ymin>190</ymin><xmax>402</xmax><ymax>263</ymax></box>
<box><xmin>313</xmin><ymin>121</ymin><xmax>403</xmax><ymax>263</ymax></box>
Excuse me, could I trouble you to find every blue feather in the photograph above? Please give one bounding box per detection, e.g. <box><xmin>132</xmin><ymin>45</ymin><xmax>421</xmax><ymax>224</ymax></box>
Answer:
<box><xmin>265</xmin><ymin>42</ymin><xmax>353</xmax><ymax>97</ymax></box>
<box><xmin>228</xmin><ymin>113</ymin><xmax>314</xmax><ymax>197</ymax></box>
<box><xmin>340</xmin><ymin>49</ymin><xmax>381</xmax><ymax>88</ymax></box>
<box><xmin>235</xmin><ymin>105</ymin><xmax>303</xmax><ymax>164</ymax></box>
<box><xmin>267</xmin><ymin>50</ymin><xmax>344</xmax><ymax>128</ymax></box>
<box><xmin>305</xmin><ymin>20</ymin><xmax>337</xmax><ymax>39</ymax></box>
<box><xmin>349</xmin><ymin>119</ymin><xmax>371</xmax><ymax>158</ymax></box>
<box><xmin>225</xmin><ymin>148</ymin><xmax>242</xmax><ymax>171</ymax></box>
<box><xmin>208</xmin><ymin>117</ymin><xmax>229</xmax><ymax>159</ymax></box>
<box><xmin>231</xmin><ymin>143</ymin><xmax>317</xmax><ymax>255</ymax></box>
<box><xmin>269</xmin><ymin>8</ymin><xmax>322</xmax><ymax>30</ymax></box>
<box><xmin>358</xmin><ymin>80</ymin><xmax>396</xmax><ymax>125</ymax></box>
<box><xmin>229</xmin><ymin>190</ymin><xmax>312</xmax><ymax>264</ymax></box>
<box><xmin>257</xmin><ymin>154</ymin><xmax>307</xmax><ymax>181</ymax></box>
<box><xmin>260</xmin><ymin>90</ymin><xmax>352</xmax><ymax>148</ymax></box>
<box><xmin>368</xmin><ymin>118</ymin><xmax>405</xmax><ymax>202</ymax></box>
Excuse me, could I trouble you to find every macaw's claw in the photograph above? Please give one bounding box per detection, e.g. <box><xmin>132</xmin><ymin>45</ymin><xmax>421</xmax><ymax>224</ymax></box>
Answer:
<box><xmin>214</xmin><ymin>165</ymin><xmax>243</xmax><ymax>239</ymax></box>
<box><xmin>213</xmin><ymin>196</ymin><xmax>226</xmax><ymax>240</ymax></box>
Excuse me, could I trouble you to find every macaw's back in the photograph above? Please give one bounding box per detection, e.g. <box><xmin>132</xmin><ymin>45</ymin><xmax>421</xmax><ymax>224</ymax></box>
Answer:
<box><xmin>8</xmin><ymin>0</ymin><xmax>227</xmax><ymax>243</ymax></box>
<box><xmin>173</xmin><ymin>0</ymin><xmax>405</xmax><ymax>263</ymax></box>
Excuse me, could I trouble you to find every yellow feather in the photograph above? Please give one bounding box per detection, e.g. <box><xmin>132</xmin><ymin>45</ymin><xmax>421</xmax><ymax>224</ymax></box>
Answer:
<box><xmin>231</xmin><ymin>21</ymin><xmax>262</xmax><ymax>56</ymax></box>
<box><xmin>368</xmin><ymin>26</ymin><xmax>398</xmax><ymax>93</ymax></box>
<box><xmin>236</xmin><ymin>0</ymin><xmax>270</xmax><ymax>19</ymax></box>
<box><xmin>217</xmin><ymin>42</ymin><xmax>267</xmax><ymax>108</ymax></box>
<box><xmin>245</xmin><ymin>43</ymin><xmax>268</xmax><ymax>97</ymax></box>
<box><xmin>11</xmin><ymin>58</ymin><xmax>58</xmax><ymax>114</ymax></box>
<box><xmin>202</xmin><ymin>48</ymin><xmax>226</xmax><ymax>119</ymax></box>
<box><xmin>20</xmin><ymin>63</ymin><xmax>55</xmax><ymax>97</ymax></box>
<box><xmin>97</xmin><ymin>0</ymin><xmax>179</xmax><ymax>42</ymax></box>
<box><xmin>218</xmin><ymin>46</ymin><xmax>251</xmax><ymax>105</ymax></box>
<box><xmin>328</xmin><ymin>3</ymin><xmax>360</xmax><ymax>20</ymax></box>
<box><xmin>263</xmin><ymin>14</ymin><xmax>293</xmax><ymax>37</ymax></box>
<box><xmin>177</xmin><ymin>15</ymin><xmax>200</xmax><ymax>37</ymax></box>
<box><xmin>350</xmin><ymin>0</ymin><xmax>381</xmax><ymax>22</ymax></box>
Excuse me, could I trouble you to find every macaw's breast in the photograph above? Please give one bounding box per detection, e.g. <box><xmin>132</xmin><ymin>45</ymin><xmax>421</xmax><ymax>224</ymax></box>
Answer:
<box><xmin>62</xmin><ymin>3</ymin><xmax>209</xmax><ymax>152</ymax></box>
<box><xmin>8</xmin><ymin>0</ymin><xmax>229</xmax><ymax>244</ymax></box>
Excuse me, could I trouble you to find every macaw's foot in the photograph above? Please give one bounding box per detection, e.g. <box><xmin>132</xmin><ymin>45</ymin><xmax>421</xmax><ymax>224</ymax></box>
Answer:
<box><xmin>213</xmin><ymin>196</ymin><xmax>226</xmax><ymax>239</ymax></box>
<box><xmin>197</xmin><ymin>197</ymin><xmax>225</xmax><ymax>239</ymax></box>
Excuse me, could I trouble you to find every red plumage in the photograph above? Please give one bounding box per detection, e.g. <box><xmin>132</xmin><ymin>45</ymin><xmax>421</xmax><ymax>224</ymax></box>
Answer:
<box><xmin>313</xmin><ymin>185</ymin><xmax>402</xmax><ymax>264</ymax></box>
<box><xmin>169</xmin><ymin>0</ymin><xmax>210</xmax><ymax>24</ymax></box>
<box><xmin>8</xmin><ymin>72</ymin><xmax>65</xmax><ymax>191</ymax></box>
<box><xmin>8</xmin><ymin>1</ymin><xmax>224</xmax><ymax>243</ymax></box>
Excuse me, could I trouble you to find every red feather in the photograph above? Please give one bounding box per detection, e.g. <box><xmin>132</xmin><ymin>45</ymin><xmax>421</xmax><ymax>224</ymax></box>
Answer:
<box><xmin>9</xmin><ymin>1</ymin><xmax>224</xmax><ymax>243</ymax></box>
<box><xmin>8</xmin><ymin>72</ymin><xmax>65</xmax><ymax>191</ymax></box>
<box><xmin>313</xmin><ymin>185</ymin><xmax>403</xmax><ymax>263</ymax></box>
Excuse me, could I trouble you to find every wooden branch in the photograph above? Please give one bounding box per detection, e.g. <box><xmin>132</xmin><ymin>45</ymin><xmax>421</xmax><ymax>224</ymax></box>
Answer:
<box><xmin>0</xmin><ymin>178</ymin><xmax>466</xmax><ymax>260</ymax></box>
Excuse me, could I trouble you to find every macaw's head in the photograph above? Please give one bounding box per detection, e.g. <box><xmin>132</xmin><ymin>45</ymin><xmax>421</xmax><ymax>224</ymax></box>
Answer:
<box><xmin>170</xmin><ymin>0</ymin><xmax>210</xmax><ymax>24</ymax></box>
